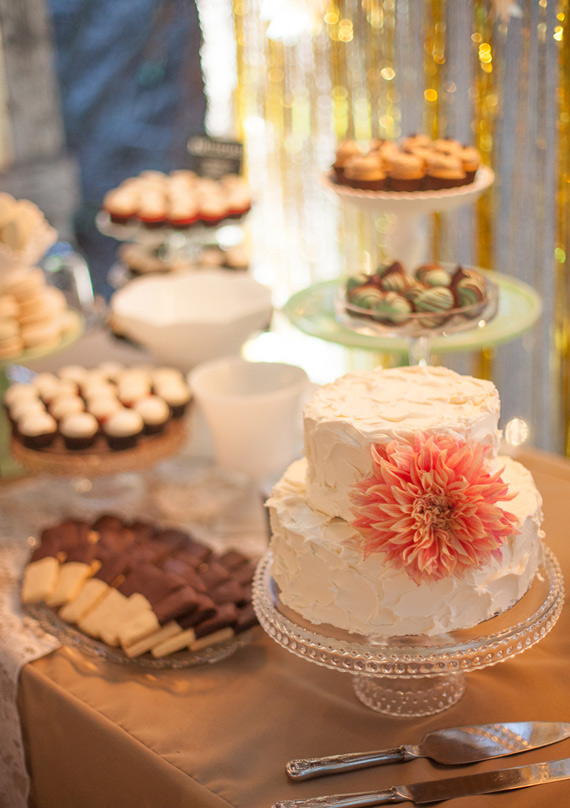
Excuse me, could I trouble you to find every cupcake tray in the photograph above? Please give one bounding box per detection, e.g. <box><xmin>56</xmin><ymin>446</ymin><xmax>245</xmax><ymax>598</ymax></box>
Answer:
<box><xmin>10</xmin><ymin>417</ymin><xmax>187</xmax><ymax>477</ymax></box>
<box><xmin>320</xmin><ymin>165</ymin><xmax>495</xmax><ymax>215</ymax></box>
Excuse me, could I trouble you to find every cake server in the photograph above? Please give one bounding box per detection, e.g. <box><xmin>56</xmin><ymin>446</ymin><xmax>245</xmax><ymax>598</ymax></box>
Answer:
<box><xmin>274</xmin><ymin>756</ymin><xmax>570</xmax><ymax>807</ymax></box>
<box><xmin>286</xmin><ymin>721</ymin><xmax>570</xmax><ymax>780</ymax></box>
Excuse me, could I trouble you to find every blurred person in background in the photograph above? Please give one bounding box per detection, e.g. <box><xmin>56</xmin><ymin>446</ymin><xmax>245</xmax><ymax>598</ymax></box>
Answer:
<box><xmin>48</xmin><ymin>0</ymin><xmax>207</xmax><ymax>298</ymax></box>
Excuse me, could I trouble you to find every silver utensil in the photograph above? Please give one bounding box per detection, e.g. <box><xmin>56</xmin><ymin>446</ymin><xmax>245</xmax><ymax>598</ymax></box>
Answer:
<box><xmin>274</xmin><ymin>755</ymin><xmax>570</xmax><ymax>807</ymax></box>
<box><xmin>286</xmin><ymin>721</ymin><xmax>570</xmax><ymax>780</ymax></box>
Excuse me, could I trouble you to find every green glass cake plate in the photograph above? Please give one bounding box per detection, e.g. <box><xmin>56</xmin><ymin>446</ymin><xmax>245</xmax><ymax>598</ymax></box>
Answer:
<box><xmin>282</xmin><ymin>272</ymin><xmax>541</xmax><ymax>357</ymax></box>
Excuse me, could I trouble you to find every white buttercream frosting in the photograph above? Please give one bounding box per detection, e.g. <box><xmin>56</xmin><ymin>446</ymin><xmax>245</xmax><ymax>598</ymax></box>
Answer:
<box><xmin>304</xmin><ymin>365</ymin><xmax>501</xmax><ymax>521</ymax></box>
<box><xmin>268</xmin><ymin>456</ymin><xmax>543</xmax><ymax>637</ymax></box>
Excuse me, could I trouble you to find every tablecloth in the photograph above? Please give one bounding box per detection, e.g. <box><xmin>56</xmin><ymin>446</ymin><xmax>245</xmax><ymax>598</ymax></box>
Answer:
<box><xmin>11</xmin><ymin>447</ymin><xmax>570</xmax><ymax>808</ymax></box>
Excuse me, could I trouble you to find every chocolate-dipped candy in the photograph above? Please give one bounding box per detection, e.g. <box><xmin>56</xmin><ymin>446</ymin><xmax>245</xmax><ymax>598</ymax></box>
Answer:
<box><xmin>455</xmin><ymin>276</ymin><xmax>487</xmax><ymax>309</ymax></box>
<box><xmin>346</xmin><ymin>272</ymin><xmax>371</xmax><ymax>294</ymax></box>
<box><xmin>347</xmin><ymin>285</ymin><xmax>384</xmax><ymax>310</ymax></box>
<box><xmin>371</xmin><ymin>291</ymin><xmax>412</xmax><ymax>325</ymax></box>
<box><xmin>60</xmin><ymin>411</ymin><xmax>99</xmax><ymax>450</ymax></box>
<box><xmin>414</xmin><ymin>286</ymin><xmax>455</xmax><ymax>326</ymax></box>
<box><xmin>18</xmin><ymin>411</ymin><xmax>57</xmax><ymax>450</ymax></box>
<box><xmin>415</xmin><ymin>264</ymin><xmax>452</xmax><ymax>288</ymax></box>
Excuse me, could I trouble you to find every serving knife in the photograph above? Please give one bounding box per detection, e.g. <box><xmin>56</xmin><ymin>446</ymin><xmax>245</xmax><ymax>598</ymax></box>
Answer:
<box><xmin>274</xmin><ymin>755</ymin><xmax>570</xmax><ymax>807</ymax></box>
<box><xmin>286</xmin><ymin>721</ymin><xmax>570</xmax><ymax>781</ymax></box>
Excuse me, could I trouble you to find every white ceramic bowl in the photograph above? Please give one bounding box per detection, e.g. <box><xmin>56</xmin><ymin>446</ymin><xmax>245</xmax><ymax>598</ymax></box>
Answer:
<box><xmin>110</xmin><ymin>270</ymin><xmax>273</xmax><ymax>372</ymax></box>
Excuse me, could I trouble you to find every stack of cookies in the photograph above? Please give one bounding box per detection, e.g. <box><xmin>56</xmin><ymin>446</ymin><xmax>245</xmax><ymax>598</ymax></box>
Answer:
<box><xmin>0</xmin><ymin>268</ymin><xmax>74</xmax><ymax>359</ymax></box>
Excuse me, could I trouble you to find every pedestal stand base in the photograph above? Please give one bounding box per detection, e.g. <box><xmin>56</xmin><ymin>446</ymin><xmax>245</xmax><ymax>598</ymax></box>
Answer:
<box><xmin>353</xmin><ymin>671</ymin><xmax>466</xmax><ymax>717</ymax></box>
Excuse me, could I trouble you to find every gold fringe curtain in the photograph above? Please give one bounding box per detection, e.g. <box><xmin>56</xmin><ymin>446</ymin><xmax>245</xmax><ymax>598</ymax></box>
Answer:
<box><xmin>227</xmin><ymin>0</ymin><xmax>569</xmax><ymax>455</ymax></box>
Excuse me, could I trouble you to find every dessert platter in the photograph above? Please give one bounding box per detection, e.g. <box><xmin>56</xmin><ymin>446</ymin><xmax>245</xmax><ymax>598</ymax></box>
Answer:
<box><xmin>4</xmin><ymin>362</ymin><xmax>193</xmax><ymax>506</ymax></box>
<box><xmin>323</xmin><ymin>135</ymin><xmax>495</xmax><ymax>269</ymax></box>
<box><xmin>284</xmin><ymin>269</ymin><xmax>541</xmax><ymax>364</ymax></box>
<box><xmin>253</xmin><ymin>365</ymin><xmax>564</xmax><ymax>716</ymax></box>
<box><xmin>97</xmin><ymin>169</ymin><xmax>253</xmax><ymax>262</ymax></box>
<box><xmin>22</xmin><ymin>514</ymin><xmax>259</xmax><ymax>669</ymax></box>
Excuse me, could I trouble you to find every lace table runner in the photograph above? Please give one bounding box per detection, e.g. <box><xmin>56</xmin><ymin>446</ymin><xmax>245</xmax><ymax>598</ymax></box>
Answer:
<box><xmin>0</xmin><ymin>459</ymin><xmax>269</xmax><ymax>808</ymax></box>
<box><xmin>0</xmin><ymin>478</ymin><xmax>64</xmax><ymax>808</ymax></box>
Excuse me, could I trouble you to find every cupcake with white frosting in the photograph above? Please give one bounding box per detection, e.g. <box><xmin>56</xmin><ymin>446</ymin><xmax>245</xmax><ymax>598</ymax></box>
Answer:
<box><xmin>133</xmin><ymin>395</ymin><xmax>171</xmax><ymax>435</ymax></box>
<box><xmin>154</xmin><ymin>382</ymin><xmax>191</xmax><ymax>419</ymax></box>
<box><xmin>60</xmin><ymin>411</ymin><xmax>99</xmax><ymax>450</ymax></box>
<box><xmin>103</xmin><ymin>408</ymin><xmax>144</xmax><ymax>450</ymax></box>
<box><xmin>19</xmin><ymin>411</ymin><xmax>57</xmax><ymax>449</ymax></box>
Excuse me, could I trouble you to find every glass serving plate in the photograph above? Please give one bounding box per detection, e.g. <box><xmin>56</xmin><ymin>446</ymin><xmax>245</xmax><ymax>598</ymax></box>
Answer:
<box><xmin>25</xmin><ymin>601</ymin><xmax>252</xmax><ymax>669</ymax></box>
<box><xmin>252</xmin><ymin>548</ymin><xmax>564</xmax><ymax>717</ymax></box>
<box><xmin>338</xmin><ymin>273</ymin><xmax>499</xmax><ymax>364</ymax></box>
<box><xmin>283</xmin><ymin>272</ymin><xmax>542</xmax><ymax>360</ymax></box>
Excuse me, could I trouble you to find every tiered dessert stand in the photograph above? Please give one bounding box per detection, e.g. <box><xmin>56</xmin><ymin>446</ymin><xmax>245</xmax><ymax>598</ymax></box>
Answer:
<box><xmin>286</xmin><ymin>168</ymin><xmax>542</xmax><ymax>365</ymax></box>
<box><xmin>97</xmin><ymin>210</ymin><xmax>248</xmax><ymax>288</ymax></box>
<box><xmin>320</xmin><ymin>165</ymin><xmax>495</xmax><ymax>270</ymax></box>
<box><xmin>253</xmin><ymin>548</ymin><xmax>564</xmax><ymax>717</ymax></box>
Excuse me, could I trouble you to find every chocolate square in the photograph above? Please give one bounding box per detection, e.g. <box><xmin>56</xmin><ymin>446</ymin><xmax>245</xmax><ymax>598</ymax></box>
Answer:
<box><xmin>154</xmin><ymin>585</ymin><xmax>200</xmax><ymax>624</ymax></box>
<box><xmin>193</xmin><ymin>602</ymin><xmax>239</xmax><ymax>639</ymax></box>
<box><xmin>117</xmin><ymin>564</ymin><xmax>185</xmax><ymax>609</ymax></box>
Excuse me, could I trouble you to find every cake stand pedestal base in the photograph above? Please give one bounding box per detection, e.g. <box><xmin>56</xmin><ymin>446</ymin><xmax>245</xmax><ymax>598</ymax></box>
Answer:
<box><xmin>353</xmin><ymin>671</ymin><xmax>466</xmax><ymax>717</ymax></box>
<box><xmin>253</xmin><ymin>550</ymin><xmax>563</xmax><ymax>719</ymax></box>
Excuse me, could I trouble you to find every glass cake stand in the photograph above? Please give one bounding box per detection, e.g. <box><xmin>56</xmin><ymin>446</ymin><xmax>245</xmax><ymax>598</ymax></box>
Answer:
<box><xmin>10</xmin><ymin>418</ymin><xmax>188</xmax><ymax>510</ymax></box>
<box><xmin>283</xmin><ymin>272</ymin><xmax>542</xmax><ymax>365</ymax></box>
<box><xmin>338</xmin><ymin>274</ymin><xmax>499</xmax><ymax>365</ymax></box>
<box><xmin>253</xmin><ymin>549</ymin><xmax>564</xmax><ymax>718</ymax></box>
<box><xmin>320</xmin><ymin>166</ymin><xmax>495</xmax><ymax>269</ymax></box>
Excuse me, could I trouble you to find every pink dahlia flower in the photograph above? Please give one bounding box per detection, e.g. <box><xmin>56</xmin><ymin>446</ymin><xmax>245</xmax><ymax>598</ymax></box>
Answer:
<box><xmin>350</xmin><ymin>433</ymin><xmax>517</xmax><ymax>585</ymax></box>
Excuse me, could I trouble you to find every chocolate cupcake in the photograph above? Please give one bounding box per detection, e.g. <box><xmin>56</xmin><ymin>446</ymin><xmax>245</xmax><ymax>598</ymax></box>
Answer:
<box><xmin>332</xmin><ymin>140</ymin><xmax>361</xmax><ymax>183</ymax></box>
<box><xmin>343</xmin><ymin>153</ymin><xmax>386</xmax><ymax>191</ymax></box>
<box><xmin>18</xmin><ymin>412</ymin><xmax>57</xmax><ymax>450</ymax></box>
<box><xmin>103</xmin><ymin>409</ymin><xmax>144</xmax><ymax>450</ymax></box>
<box><xmin>86</xmin><ymin>395</ymin><xmax>122</xmax><ymax>426</ymax></box>
<box><xmin>387</xmin><ymin>151</ymin><xmax>425</xmax><ymax>192</ymax></box>
<box><xmin>133</xmin><ymin>395</ymin><xmax>171</xmax><ymax>435</ymax></box>
<box><xmin>425</xmin><ymin>153</ymin><xmax>466</xmax><ymax>190</ymax></box>
<box><xmin>459</xmin><ymin>146</ymin><xmax>480</xmax><ymax>183</ymax></box>
<box><xmin>9</xmin><ymin>398</ymin><xmax>46</xmax><ymax>431</ymax></box>
<box><xmin>49</xmin><ymin>394</ymin><xmax>86</xmax><ymax>422</ymax></box>
<box><xmin>154</xmin><ymin>383</ymin><xmax>191</xmax><ymax>419</ymax></box>
<box><xmin>60</xmin><ymin>412</ymin><xmax>99</xmax><ymax>450</ymax></box>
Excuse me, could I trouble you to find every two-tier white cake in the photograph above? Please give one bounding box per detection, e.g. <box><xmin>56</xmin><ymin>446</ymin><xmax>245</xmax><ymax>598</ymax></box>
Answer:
<box><xmin>267</xmin><ymin>365</ymin><xmax>543</xmax><ymax>638</ymax></box>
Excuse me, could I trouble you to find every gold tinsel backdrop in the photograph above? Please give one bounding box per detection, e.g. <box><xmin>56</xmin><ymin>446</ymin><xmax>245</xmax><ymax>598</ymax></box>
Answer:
<box><xmin>200</xmin><ymin>0</ymin><xmax>568</xmax><ymax>454</ymax></box>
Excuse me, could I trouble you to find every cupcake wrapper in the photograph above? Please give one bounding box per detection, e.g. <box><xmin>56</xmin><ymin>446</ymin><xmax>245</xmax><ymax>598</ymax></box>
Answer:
<box><xmin>388</xmin><ymin>177</ymin><xmax>422</xmax><ymax>192</ymax></box>
<box><xmin>106</xmin><ymin>433</ymin><xmax>140</xmax><ymax>451</ymax></box>
<box><xmin>345</xmin><ymin>178</ymin><xmax>386</xmax><ymax>191</ymax></box>
<box><xmin>62</xmin><ymin>435</ymin><xmax>97</xmax><ymax>451</ymax></box>
<box><xmin>21</xmin><ymin>433</ymin><xmax>57</xmax><ymax>450</ymax></box>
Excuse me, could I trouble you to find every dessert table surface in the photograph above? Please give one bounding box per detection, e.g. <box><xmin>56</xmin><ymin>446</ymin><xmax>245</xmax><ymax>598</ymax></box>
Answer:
<box><xmin>1</xmin><ymin>328</ymin><xmax>569</xmax><ymax>808</ymax></box>
<box><xmin>9</xmin><ymin>446</ymin><xmax>570</xmax><ymax>808</ymax></box>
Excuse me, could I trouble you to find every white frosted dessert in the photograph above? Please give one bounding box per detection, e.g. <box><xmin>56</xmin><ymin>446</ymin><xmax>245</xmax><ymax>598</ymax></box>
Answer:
<box><xmin>269</xmin><ymin>457</ymin><xmax>542</xmax><ymax>637</ymax></box>
<box><xmin>305</xmin><ymin>365</ymin><xmax>500</xmax><ymax>522</ymax></box>
<box><xmin>267</xmin><ymin>365</ymin><xmax>544</xmax><ymax>638</ymax></box>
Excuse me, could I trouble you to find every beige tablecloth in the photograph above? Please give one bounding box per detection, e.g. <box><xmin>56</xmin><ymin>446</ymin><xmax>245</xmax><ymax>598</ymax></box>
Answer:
<box><xmin>15</xmin><ymin>448</ymin><xmax>570</xmax><ymax>808</ymax></box>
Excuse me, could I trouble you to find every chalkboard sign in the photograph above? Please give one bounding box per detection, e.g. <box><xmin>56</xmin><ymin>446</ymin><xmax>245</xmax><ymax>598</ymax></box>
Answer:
<box><xmin>186</xmin><ymin>135</ymin><xmax>244</xmax><ymax>178</ymax></box>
